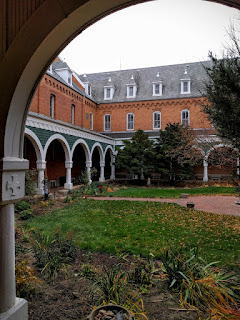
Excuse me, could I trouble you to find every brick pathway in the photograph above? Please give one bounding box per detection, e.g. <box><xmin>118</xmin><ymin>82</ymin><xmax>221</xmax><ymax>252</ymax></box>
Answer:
<box><xmin>88</xmin><ymin>195</ymin><xmax>240</xmax><ymax>216</ymax></box>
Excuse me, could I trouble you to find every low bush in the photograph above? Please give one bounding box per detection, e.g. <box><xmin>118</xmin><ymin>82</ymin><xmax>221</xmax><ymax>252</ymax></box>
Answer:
<box><xmin>160</xmin><ymin>245</ymin><xmax>240</xmax><ymax>317</ymax></box>
<box><xmin>33</xmin><ymin>232</ymin><xmax>77</xmax><ymax>282</ymax></box>
<box><xmin>19</xmin><ymin>209</ymin><xmax>34</xmax><ymax>220</ymax></box>
<box><xmin>15</xmin><ymin>259</ymin><xmax>40</xmax><ymax>300</ymax></box>
<box><xmin>15</xmin><ymin>201</ymin><xmax>31</xmax><ymax>213</ymax></box>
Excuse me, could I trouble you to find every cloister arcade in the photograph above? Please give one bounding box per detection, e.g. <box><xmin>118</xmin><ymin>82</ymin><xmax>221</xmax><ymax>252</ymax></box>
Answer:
<box><xmin>1</xmin><ymin>1</ymin><xmax>240</xmax><ymax>319</ymax></box>
<box><xmin>24</xmin><ymin>127</ymin><xmax>115</xmax><ymax>195</ymax></box>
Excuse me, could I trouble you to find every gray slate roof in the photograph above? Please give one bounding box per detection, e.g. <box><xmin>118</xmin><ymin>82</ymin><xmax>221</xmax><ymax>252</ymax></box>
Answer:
<box><xmin>79</xmin><ymin>61</ymin><xmax>211</xmax><ymax>104</ymax></box>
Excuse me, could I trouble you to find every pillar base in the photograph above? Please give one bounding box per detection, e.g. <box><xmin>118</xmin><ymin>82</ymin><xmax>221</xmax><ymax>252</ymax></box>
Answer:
<box><xmin>203</xmin><ymin>177</ymin><xmax>208</xmax><ymax>182</ymax></box>
<box><xmin>36</xmin><ymin>188</ymin><xmax>44</xmax><ymax>195</ymax></box>
<box><xmin>0</xmin><ymin>298</ymin><xmax>28</xmax><ymax>320</ymax></box>
<box><xmin>64</xmin><ymin>183</ymin><xmax>73</xmax><ymax>190</ymax></box>
<box><xmin>99</xmin><ymin>177</ymin><xmax>105</xmax><ymax>183</ymax></box>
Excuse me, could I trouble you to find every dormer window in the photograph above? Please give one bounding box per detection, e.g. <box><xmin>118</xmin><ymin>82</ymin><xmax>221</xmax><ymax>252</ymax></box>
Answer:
<box><xmin>181</xmin><ymin>80</ymin><xmax>191</xmax><ymax>94</ymax></box>
<box><xmin>153</xmin><ymin>82</ymin><xmax>162</xmax><ymax>96</ymax></box>
<box><xmin>85</xmin><ymin>83</ymin><xmax>91</xmax><ymax>96</ymax></box>
<box><xmin>104</xmin><ymin>86</ymin><xmax>114</xmax><ymax>100</ymax></box>
<box><xmin>126</xmin><ymin>85</ymin><xmax>136</xmax><ymax>98</ymax></box>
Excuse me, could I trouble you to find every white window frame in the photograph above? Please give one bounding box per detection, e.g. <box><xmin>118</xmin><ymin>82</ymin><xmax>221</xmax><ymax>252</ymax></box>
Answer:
<box><xmin>47</xmin><ymin>64</ymin><xmax>53</xmax><ymax>73</ymax></box>
<box><xmin>152</xmin><ymin>82</ymin><xmax>162</xmax><ymax>96</ymax></box>
<box><xmin>181</xmin><ymin>109</ymin><xmax>190</xmax><ymax>127</ymax></box>
<box><xmin>90</xmin><ymin>112</ymin><xmax>93</xmax><ymax>130</ymax></box>
<box><xmin>153</xmin><ymin>111</ymin><xmax>161</xmax><ymax>129</ymax></box>
<box><xmin>181</xmin><ymin>80</ymin><xmax>191</xmax><ymax>94</ymax></box>
<box><xmin>127</xmin><ymin>113</ymin><xmax>134</xmax><ymax>130</ymax></box>
<box><xmin>126</xmin><ymin>85</ymin><xmax>136</xmax><ymax>98</ymax></box>
<box><xmin>104</xmin><ymin>86</ymin><xmax>114</xmax><ymax>100</ymax></box>
<box><xmin>104</xmin><ymin>114</ymin><xmax>111</xmax><ymax>131</ymax></box>
<box><xmin>71</xmin><ymin>104</ymin><xmax>75</xmax><ymax>124</ymax></box>
<box><xmin>50</xmin><ymin>94</ymin><xmax>55</xmax><ymax>118</ymax></box>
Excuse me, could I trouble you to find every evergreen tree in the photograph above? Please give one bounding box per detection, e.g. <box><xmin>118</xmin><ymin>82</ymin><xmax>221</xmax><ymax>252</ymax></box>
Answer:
<box><xmin>115</xmin><ymin>129</ymin><xmax>155</xmax><ymax>180</ymax></box>
<box><xmin>155</xmin><ymin>123</ymin><xmax>199</xmax><ymax>184</ymax></box>
<box><xmin>203</xmin><ymin>50</ymin><xmax>240</xmax><ymax>149</ymax></box>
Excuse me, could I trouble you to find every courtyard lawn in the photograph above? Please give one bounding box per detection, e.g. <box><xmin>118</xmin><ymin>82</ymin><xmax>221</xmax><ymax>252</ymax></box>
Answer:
<box><xmin>25</xmin><ymin>199</ymin><xmax>240</xmax><ymax>268</ymax></box>
<box><xmin>107</xmin><ymin>186</ymin><xmax>237</xmax><ymax>198</ymax></box>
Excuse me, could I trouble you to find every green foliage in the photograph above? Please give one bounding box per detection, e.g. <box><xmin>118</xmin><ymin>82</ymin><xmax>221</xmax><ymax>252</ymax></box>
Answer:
<box><xmin>15</xmin><ymin>259</ymin><xmax>39</xmax><ymax>300</ymax></box>
<box><xmin>25</xmin><ymin>169</ymin><xmax>37</xmax><ymax>196</ymax></box>
<box><xmin>203</xmin><ymin>53</ymin><xmax>240</xmax><ymax>150</ymax></box>
<box><xmin>33</xmin><ymin>232</ymin><xmax>77</xmax><ymax>282</ymax></box>
<box><xmin>15</xmin><ymin>201</ymin><xmax>32</xmax><ymax>213</ymax></box>
<box><xmin>160</xmin><ymin>245</ymin><xmax>240</xmax><ymax>316</ymax></box>
<box><xmin>19</xmin><ymin>209</ymin><xmax>34</xmax><ymax>220</ymax></box>
<box><xmin>155</xmin><ymin>123</ymin><xmax>200</xmax><ymax>184</ymax></box>
<box><xmin>116</xmin><ymin>129</ymin><xmax>155</xmax><ymax>179</ymax></box>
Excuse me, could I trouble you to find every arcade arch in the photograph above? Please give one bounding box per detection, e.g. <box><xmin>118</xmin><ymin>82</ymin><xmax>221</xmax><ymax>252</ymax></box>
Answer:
<box><xmin>1</xmin><ymin>1</ymin><xmax>240</xmax><ymax>319</ymax></box>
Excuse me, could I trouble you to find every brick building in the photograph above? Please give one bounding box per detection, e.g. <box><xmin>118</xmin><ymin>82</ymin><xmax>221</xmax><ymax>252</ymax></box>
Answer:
<box><xmin>25</xmin><ymin>58</ymin><xmax>237</xmax><ymax>193</ymax></box>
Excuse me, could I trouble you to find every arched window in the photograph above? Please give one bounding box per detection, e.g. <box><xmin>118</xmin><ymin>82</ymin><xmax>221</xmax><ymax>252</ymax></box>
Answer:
<box><xmin>90</xmin><ymin>112</ymin><xmax>93</xmax><ymax>130</ymax></box>
<box><xmin>181</xmin><ymin>109</ymin><xmax>190</xmax><ymax>127</ymax></box>
<box><xmin>153</xmin><ymin>111</ymin><xmax>161</xmax><ymax>129</ymax></box>
<box><xmin>50</xmin><ymin>94</ymin><xmax>55</xmax><ymax>118</ymax></box>
<box><xmin>71</xmin><ymin>104</ymin><xmax>75</xmax><ymax>124</ymax></box>
<box><xmin>127</xmin><ymin>113</ymin><xmax>134</xmax><ymax>130</ymax></box>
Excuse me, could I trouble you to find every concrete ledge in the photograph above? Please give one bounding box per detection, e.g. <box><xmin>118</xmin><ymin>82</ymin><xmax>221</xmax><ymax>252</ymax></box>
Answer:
<box><xmin>0</xmin><ymin>298</ymin><xmax>28</xmax><ymax>320</ymax></box>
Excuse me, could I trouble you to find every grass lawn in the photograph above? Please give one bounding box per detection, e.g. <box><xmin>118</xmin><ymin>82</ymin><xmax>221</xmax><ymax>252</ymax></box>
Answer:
<box><xmin>26</xmin><ymin>199</ymin><xmax>240</xmax><ymax>269</ymax></box>
<box><xmin>107</xmin><ymin>186</ymin><xmax>237</xmax><ymax>198</ymax></box>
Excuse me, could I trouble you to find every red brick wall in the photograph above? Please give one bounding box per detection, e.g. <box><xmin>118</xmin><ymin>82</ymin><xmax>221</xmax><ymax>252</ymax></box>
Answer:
<box><xmin>95</xmin><ymin>97</ymin><xmax>211</xmax><ymax>132</ymax></box>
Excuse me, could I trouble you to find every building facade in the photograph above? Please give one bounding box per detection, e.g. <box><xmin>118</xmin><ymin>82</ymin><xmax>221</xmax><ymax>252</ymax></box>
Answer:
<box><xmin>25</xmin><ymin>58</ymin><xmax>237</xmax><ymax>194</ymax></box>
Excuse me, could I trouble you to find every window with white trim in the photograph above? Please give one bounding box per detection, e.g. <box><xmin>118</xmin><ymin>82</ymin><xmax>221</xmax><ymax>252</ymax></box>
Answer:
<box><xmin>153</xmin><ymin>111</ymin><xmax>161</xmax><ymax>129</ymax></box>
<box><xmin>181</xmin><ymin>80</ymin><xmax>191</xmax><ymax>94</ymax></box>
<box><xmin>71</xmin><ymin>104</ymin><xmax>75</xmax><ymax>124</ymax></box>
<box><xmin>90</xmin><ymin>112</ymin><xmax>93</xmax><ymax>130</ymax></box>
<box><xmin>181</xmin><ymin>109</ymin><xmax>190</xmax><ymax>127</ymax></box>
<box><xmin>127</xmin><ymin>113</ymin><xmax>134</xmax><ymax>130</ymax></box>
<box><xmin>126</xmin><ymin>85</ymin><xmax>136</xmax><ymax>98</ymax></box>
<box><xmin>104</xmin><ymin>114</ymin><xmax>111</xmax><ymax>131</ymax></box>
<box><xmin>50</xmin><ymin>94</ymin><xmax>55</xmax><ymax>118</ymax></box>
<box><xmin>152</xmin><ymin>82</ymin><xmax>162</xmax><ymax>96</ymax></box>
<box><xmin>104</xmin><ymin>87</ymin><xmax>114</xmax><ymax>100</ymax></box>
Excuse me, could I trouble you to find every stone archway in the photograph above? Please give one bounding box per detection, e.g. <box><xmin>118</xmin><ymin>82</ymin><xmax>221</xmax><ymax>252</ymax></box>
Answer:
<box><xmin>1</xmin><ymin>1</ymin><xmax>240</xmax><ymax>319</ymax></box>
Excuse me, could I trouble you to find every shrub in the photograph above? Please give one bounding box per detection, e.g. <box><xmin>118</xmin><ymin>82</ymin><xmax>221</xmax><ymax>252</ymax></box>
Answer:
<box><xmin>33</xmin><ymin>233</ymin><xmax>77</xmax><ymax>282</ymax></box>
<box><xmin>25</xmin><ymin>169</ymin><xmax>37</xmax><ymax>196</ymax></box>
<box><xmin>19</xmin><ymin>209</ymin><xmax>34</xmax><ymax>220</ymax></box>
<box><xmin>160</xmin><ymin>245</ymin><xmax>240</xmax><ymax>316</ymax></box>
<box><xmin>15</xmin><ymin>259</ymin><xmax>40</xmax><ymax>300</ymax></box>
<box><xmin>15</xmin><ymin>201</ymin><xmax>31</xmax><ymax>213</ymax></box>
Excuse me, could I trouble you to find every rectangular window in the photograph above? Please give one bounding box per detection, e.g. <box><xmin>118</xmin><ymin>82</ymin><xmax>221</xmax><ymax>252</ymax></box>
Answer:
<box><xmin>88</xmin><ymin>85</ymin><xmax>91</xmax><ymax>96</ymax></box>
<box><xmin>181</xmin><ymin>110</ymin><xmax>189</xmax><ymax>127</ymax></box>
<box><xmin>127</xmin><ymin>113</ymin><xmax>134</xmax><ymax>130</ymax></box>
<box><xmin>153</xmin><ymin>112</ymin><xmax>161</xmax><ymax>129</ymax></box>
<box><xmin>106</xmin><ymin>88</ymin><xmax>111</xmax><ymax>98</ymax></box>
<box><xmin>90</xmin><ymin>112</ymin><xmax>93</xmax><ymax>130</ymax></box>
<box><xmin>50</xmin><ymin>94</ymin><xmax>55</xmax><ymax>118</ymax></box>
<box><xmin>71</xmin><ymin>104</ymin><xmax>75</xmax><ymax>124</ymax></box>
<box><xmin>181</xmin><ymin>80</ymin><xmax>191</xmax><ymax>94</ymax></box>
<box><xmin>129</xmin><ymin>86</ymin><xmax>134</xmax><ymax>97</ymax></box>
<box><xmin>154</xmin><ymin>84</ymin><xmax>160</xmax><ymax>94</ymax></box>
<box><xmin>104</xmin><ymin>114</ymin><xmax>111</xmax><ymax>131</ymax></box>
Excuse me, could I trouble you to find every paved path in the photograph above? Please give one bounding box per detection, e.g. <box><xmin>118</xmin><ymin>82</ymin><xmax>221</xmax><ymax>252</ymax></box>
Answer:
<box><xmin>88</xmin><ymin>195</ymin><xmax>240</xmax><ymax>216</ymax></box>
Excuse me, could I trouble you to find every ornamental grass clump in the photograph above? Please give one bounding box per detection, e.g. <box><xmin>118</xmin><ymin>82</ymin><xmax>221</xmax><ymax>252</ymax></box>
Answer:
<box><xmin>33</xmin><ymin>232</ymin><xmax>77</xmax><ymax>282</ymax></box>
<box><xmin>160</xmin><ymin>245</ymin><xmax>240</xmax><ymax>318</ymax></box>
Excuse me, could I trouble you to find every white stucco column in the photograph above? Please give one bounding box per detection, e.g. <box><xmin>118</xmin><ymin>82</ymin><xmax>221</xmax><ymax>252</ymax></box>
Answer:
<box><xmin>86</xmin><ymin>161</ymin><xmax>92</xmax><ymax>185</ymax></box>
<box><xmin>36</xmin><ymin>160</ymin><xmax>46</xmax><ymax>195</ymax></box>
<box><xmin>110</xmin><ymin>157</ymin><xmax>115</xmax><ymax>180</ymax></box>
<box><xmin>99</xmin><ymin>161</ymin><xmax>105</xmax><ymax>182</ymax></box>
<box><xmin>64</xmin><ymin>161</ymin><xmax>73</xmax><ymax>190</ymax></box>
<box><xmin>0</xmin><ymin>158</ymin><xmax>28</xmax><ymax>319</ymax></box>
<box><xmin>203</xmin><ymin>158</ymin><xmax>208</xmax><ymax>182</ymax></box>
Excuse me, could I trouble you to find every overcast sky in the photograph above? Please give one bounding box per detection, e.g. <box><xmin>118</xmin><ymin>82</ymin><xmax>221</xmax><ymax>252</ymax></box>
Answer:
<box><xmin>60</xmin><ymin>0</ymin><xmax>239</xmax><ymax>74</ymax></box>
